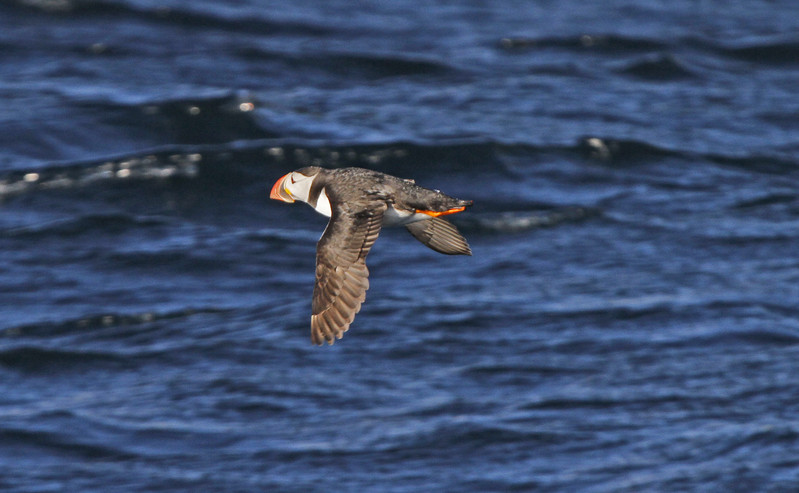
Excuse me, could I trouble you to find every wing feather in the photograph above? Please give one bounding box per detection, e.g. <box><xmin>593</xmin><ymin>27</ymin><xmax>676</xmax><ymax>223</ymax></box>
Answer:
<box><xmin>405</xmin><ymin>217</ymin><xmax>472</xmax><ymax>256</ymax></box>
<box><xmin>311</xmin><ymin>203</ymin><xmax>386</xmax><ymax>345</ymax></box>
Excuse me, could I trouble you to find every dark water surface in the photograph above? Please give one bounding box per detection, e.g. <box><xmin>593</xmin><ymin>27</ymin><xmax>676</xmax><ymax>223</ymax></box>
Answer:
<box><xmin>2</xmin><ymin>1</ymin><xmax>799</xmax><ymax>491</ymax></box>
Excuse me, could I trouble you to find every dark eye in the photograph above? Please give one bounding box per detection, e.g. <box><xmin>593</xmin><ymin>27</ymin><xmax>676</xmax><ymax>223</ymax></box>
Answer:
<box><xmin>290</xmin><ymin>174</ymin><xmax>297</xmax><ymax>184</ymax></box>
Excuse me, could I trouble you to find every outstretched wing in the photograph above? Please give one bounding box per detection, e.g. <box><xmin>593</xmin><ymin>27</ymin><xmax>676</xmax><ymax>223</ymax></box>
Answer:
<box><xmin>311</xmin><ymin>202</ymin><xmax>386</xmax><ymax>345</ymax></box>
<box><xmin>405</xmin><ymin>217</ymin><xmax>472</xmax><ymax>256</ymax></box>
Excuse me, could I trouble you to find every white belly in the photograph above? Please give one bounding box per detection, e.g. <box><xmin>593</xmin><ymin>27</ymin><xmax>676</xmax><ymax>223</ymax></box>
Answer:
<box><xmin>383</xmin><ymin>206</ymin><xmax>428</xmax><ymax>227</ymax></box>
<box><xmin>313</xmin><ymin>188</ymin><xmax>332</xmax><ymax>217</ymax></box>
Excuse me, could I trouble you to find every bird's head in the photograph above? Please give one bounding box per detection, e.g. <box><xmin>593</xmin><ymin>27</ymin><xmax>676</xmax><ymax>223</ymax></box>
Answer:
<box><xmin>270</xmin><ymin>167</ymin><xmax>321</xmax><ymax>204</ymax></box>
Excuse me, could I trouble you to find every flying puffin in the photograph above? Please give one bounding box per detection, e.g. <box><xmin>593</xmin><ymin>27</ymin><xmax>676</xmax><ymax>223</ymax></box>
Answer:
<box><xmin>270</xmin><ymin>166</ymin><xmax>472</xmax><ymax>345</ymax></box>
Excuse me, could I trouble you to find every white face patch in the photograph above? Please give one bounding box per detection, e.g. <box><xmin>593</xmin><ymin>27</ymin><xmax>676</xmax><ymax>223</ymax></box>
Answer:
<box><xmin>284</xmin><ymin>172</ymin><xmax>314</xmax><ymax>202</ymax></box>
<box><xmin>314</xmin><ymin>188</ymin><xmax>332</xmax><ymax>217</ymax></box>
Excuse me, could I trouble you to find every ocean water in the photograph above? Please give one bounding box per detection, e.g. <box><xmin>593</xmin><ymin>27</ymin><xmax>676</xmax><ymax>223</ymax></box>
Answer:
<box><xmin>2</xmin><ymin>1</ymin><xmax>799</xmax><ymax>491</ymax></box>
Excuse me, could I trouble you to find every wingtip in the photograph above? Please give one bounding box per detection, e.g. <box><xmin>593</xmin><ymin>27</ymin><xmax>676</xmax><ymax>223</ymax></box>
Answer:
<box><xmin>311</xmin><ymin>312</ymin><xmax>353</xmax><ymax>346</ymax></box>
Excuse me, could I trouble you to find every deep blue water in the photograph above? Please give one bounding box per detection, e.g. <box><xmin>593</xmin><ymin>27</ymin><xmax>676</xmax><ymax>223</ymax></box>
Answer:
<box><xmin>2</xmin><ymin>1</ymin><xmax>799</xmax><ymax>491</ymax></box>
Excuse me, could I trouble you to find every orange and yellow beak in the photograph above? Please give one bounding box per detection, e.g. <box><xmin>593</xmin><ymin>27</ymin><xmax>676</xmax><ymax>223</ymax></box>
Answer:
<box><xmin>270</xmin><ymin>173</ymin><xmax>295</xmax><ymax>203</ymax></box>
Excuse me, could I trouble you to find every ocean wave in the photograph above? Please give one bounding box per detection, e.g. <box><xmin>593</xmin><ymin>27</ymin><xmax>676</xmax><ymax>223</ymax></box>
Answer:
<box><xmin>709</xmin><ymin>153</ymin><xmax>799</xmax><ymax>175</ymax></box>
<box><xmin>536</xmin><ymin>293</ymin><xmax>713</xmax><ymax>324</ymax></box>
<box><xmin>617</xmin><ymin>53</ymin><xmax>694</xmax><ymax>80</ymax></box>
<box><xmin>463</xmin><ymin>363</ymin><xmax>589</xmax><ymax>378</ymax></box>
<box><xmin>6</xmin><ymin>0</ymin><xmax>337</xmax><ymax>38</ymax></box>
<box><xmin>399</xmin><ymin>422</ymin><xmax>566</xmax><ymax>452</ymax></box>
<box><xmin>684</xmin><ymin>326</ymin><xmax>799</xmax><ymax>348</ymax></box>
<box><xmin>520</xmin><ymin>393</ymin><xmax>705</xmax><ymax>412</ymax></box>
<box><xmin>2</xmin><ymin>307</ymin><xmax>229</xmax><ymax>338</ymax></box>
<box><xmin>719</xmin><ymin>38</ymin><xmax>799</xmax><ymax>65</ymax></box>
<box><xmin>499</xmin><ymin>34</ymin><xmax>668</xmax><ymax>53</ymax></box>
<box><xmin>2</xmin><ymin>142</ymin><xmax>493</xmax><ymax>202</ymax></box>
<box><xmin>82</xmin><ymin>92</ymin><xmax>275</xmax><ymax>145</ymax></box>
<box><xmin>498</xmin><ymin>32</ymin><xmax>799</xmax><ymax>70</ymax></box>
<box><xmin>2</xmin><ymin>138</ymin><xmax>796</xmax><ymax>209</ymax></box>
<box><xmin>577</xmin><ymin>136</ymin><xmax>799</xmax><ymax>174</ymax></box>
<box><xmin>732</xmin><ymin>192</ymin><xmax>798</xmax><ymax>210</ymax></box>
<box><xmin>0</xmin><ymin>426</ymin><xmax>135</xmax><ymax>460</ymax></box>
<box><xmin>460</xmin><ymin>207</ymin><xmax>598</xmax><ymax>233</ymax></box>
<box><xmin>235</xmin><ymin>45</ymin><xmax>455</xmax><ymax>79</ymax></box>
<box><xmin>576</xmin><ymin>136</ymin><xmax>683</xmax><ymax>162</ymax></box>
<box><xmin>0</xmin><ymin>346</ymin><xmax>130</xmax><ymax>372</ymax></box>
<box><xmin>0</xmin><ymin>152</ymin><xmax>201</xmax><ymax>200</ymax></box>
<box><xmin>2</xmin><ymin>213</ymin><xmax>169</xmax><ymax>238</ymax></box>
<box><xmin>0</xmin><ymin>308</ymin><xmax>238</xmax><ymax>374</ymax></box>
